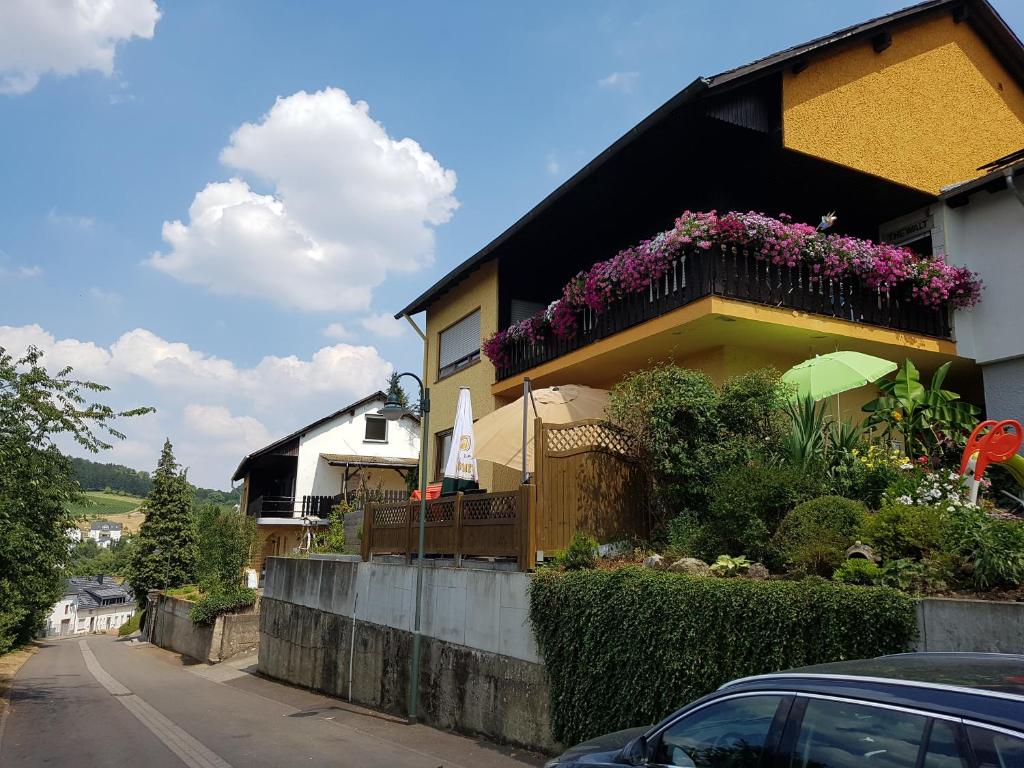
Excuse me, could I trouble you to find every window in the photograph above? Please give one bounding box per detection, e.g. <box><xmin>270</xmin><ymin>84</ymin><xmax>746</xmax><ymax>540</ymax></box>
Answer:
<box><xmin>967</xmin><ymin>725</ymin><xmax>1024</xmax><ymax>768</ymax></box>
<box><xmin>364</xmin><ymin>415</ymin><xmax>388</xmax><ymax>442</ymax></box>
<box><xmin>438</xmin><ymin>310</ymin><xmax>480</xmax><ymax>379</ymax></box>
<box><xmin>787</xmin><ymin>698</ymin><xmax>926</xmax><ymax>768</ymax></box>
<box><xmin>434</xmin><ymin>429</ymin><xmax>453</xmax><ymax>481</ymax></box>
<box><xmin>656</xmin><ymin>695</ymin><xmax>785</xmax><ymax>768</ymax></box>
<box><xmin>924</xmin><ymin>720</ymin><xmax>968</xmax><ymax>768</ymax></box>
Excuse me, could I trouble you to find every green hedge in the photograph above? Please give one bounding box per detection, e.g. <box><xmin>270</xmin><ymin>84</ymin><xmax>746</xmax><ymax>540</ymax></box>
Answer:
<box><xmin>188</xmin><ymin>587</ymin><xmax>257</xmax><ymax>626</ymax></box>
<box><xmin>528</xmin><ymin>567</ymin><xmax>917</xmax><ymax>745</ymax></box>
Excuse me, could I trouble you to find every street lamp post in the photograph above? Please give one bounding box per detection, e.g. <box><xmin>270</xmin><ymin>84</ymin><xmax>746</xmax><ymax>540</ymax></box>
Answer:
<box><xmin>379</xmin><ymin>373</ymin><xmax>430</xmax><ymax>723</ymax></box>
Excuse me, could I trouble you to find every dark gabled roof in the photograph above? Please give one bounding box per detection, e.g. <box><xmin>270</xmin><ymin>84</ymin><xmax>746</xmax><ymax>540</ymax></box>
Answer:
<box><xmin>395</xmin><ymin>0</ymin><xmax>1024</xmax><ymax>319</ymax></box>
<box><xmin>90</xmin><ymin>520</ymin><xmax>122</xmax><ymax>531</ymax></box>
<box><xmin>64</xmin><ymin>576</ymin><xmax>135</xmax><ymax>609</ymax></box>
<box><xmin>231</xmin><ymin>391</ymin><xmax>419</xmax><ymax>482</ymax></box>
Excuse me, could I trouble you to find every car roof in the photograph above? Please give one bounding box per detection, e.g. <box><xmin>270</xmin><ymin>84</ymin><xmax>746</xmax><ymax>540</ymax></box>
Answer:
<box><xmin>718</xmin><ymin>653</ymin><xmax>1024</xmax><ymax>732</ymax></box>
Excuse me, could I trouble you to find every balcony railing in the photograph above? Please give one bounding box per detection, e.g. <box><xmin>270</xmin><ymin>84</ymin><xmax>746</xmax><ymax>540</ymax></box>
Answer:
<box><xmin>495</xmin><ymin>246</ymin><xmax>953</xmax><ymax>381</ymax></box>
<box><xmin>249</xmin><ymin>494</ymin><xmax>339</xmax><ymax>519</ymax></box>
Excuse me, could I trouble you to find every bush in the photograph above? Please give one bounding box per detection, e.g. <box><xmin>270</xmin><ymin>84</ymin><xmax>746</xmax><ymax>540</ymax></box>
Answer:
<box><xmin>829</xmin><ymin>446</ymin><xmax>909</xmax><ymax>509</ymax></box>
<box><xmin>833</xmin><ymin>559</ymin><xmax>881</xmax><ymax>586</ymax></box>
<box><xmin>554</xmin><ymin>532</ymin><xmax>598</xmax><ymax>571</ymax></box>
<box><xmin>529</xmin><ymin>567</ymin><xmax>917</xmax><ymax>745</ymax></box>
<box><xmin>859</xmin><ymin>503</ymin><xmax>945</xmax><ymax>562</ymax></box>
<box><xmin>695</xmin><ymin>463</ymin><xmax>823</xmax><ymax>565</ymax></box>
<box><xmin>189</xmin><ymin>586</ymin><xmax>257</xmax><ymax>626</ymax></box>
<box><xmin>194</xmin><ymin>504</ymin><xmax>258</xmax><ymax>593</ymax></box>
<box><xmin>945</xmin><ymin>507</ymin><xmax>1024</xmax><ymax>589</ymax></box>
<box><xmin>311</xmin><ymin>501</ymin><xmax>349</xmax><ymax>553</ymax></box>
<box><xmin>775</xmin><ymin>496</ymin><xmax>866</xmax><ymax>576</ymax></box>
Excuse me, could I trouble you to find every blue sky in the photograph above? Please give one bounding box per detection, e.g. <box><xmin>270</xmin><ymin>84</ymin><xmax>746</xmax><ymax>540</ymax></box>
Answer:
<box><xmin>2</xmin><ymin>0</ymin><xmax>1022</xmax><ymax>488</ymax></box>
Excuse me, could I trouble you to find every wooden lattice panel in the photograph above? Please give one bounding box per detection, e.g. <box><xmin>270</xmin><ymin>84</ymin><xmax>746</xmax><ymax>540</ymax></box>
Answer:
<box><xmin>426</xmin><ymin>499</ymin><xmax>455</xmax><ymax>523</ymax></box>
<box><xmin>463</xmin><ymin>493</ymin><xmax>518</xmax><ymax>520</ymax></box>
<box><xmin>374</xmin><ymin>502</ymin><xmax>408</xmax><ymax>527</ymax></box>
<box><xmin>544</xmin><ymin>420</ymin><xmax>635</xmax><ymax>458</ymax></box>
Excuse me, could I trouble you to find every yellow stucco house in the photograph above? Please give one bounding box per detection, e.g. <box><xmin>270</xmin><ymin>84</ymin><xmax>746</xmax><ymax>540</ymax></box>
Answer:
<box><xmin>395</xmin><ymin>0</ymin><xmax>1024</xmax><ymax>492</ymax></box>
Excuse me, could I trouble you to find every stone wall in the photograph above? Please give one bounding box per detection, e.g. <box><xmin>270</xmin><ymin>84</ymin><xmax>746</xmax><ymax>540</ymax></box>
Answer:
<box><xmin>148</xmin><ymin>593</ymin><xmax>260</xmax><ymax>664</ymax></box>
<box><xmin>258</xmin><ymin>557</ymin><xmax>556</xmax><ymax>751</ymax></box>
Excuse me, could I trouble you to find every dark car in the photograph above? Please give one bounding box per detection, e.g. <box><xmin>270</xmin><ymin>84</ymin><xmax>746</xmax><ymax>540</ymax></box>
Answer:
<box><xmin>545</xmin><ymin>652</ymin><xmax>1024</xmax><ymax>768</ymax></box>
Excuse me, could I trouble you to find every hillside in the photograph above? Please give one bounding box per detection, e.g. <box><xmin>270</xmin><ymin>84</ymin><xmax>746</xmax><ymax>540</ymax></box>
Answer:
<box><xmin>67</xmin><ymin>491</ymin><xmax>147</xmax><ymax>535</ymax></box>
<box><xmin>72</xmin><ymin>456</ymin><xmax>241</xmax><ymax>505</ymax></box>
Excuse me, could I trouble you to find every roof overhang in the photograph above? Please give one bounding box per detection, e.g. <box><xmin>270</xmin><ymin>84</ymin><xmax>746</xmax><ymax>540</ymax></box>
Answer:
<box><xmin>321</xmin><ymin>453</ymin><xmax>418</xmax><ymax>470</ymax></box>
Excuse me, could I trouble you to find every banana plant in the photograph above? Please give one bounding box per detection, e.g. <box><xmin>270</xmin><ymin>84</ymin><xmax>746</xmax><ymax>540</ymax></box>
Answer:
<box><xmin>862</xmin><ymin>359</ymin><xmax>979</xmax><ymax>456</ymax></box>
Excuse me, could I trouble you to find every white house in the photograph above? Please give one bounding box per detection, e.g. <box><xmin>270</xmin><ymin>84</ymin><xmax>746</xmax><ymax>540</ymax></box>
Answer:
<box><xmin>88</xmin><ymin>520</ymin><xmax>123</xmax><ymax>549</ymax></box>
<box><xmin>943</xmin><ymin>147</ymin><xmax>1024</xmax><ymax>422</ymax></box>
<box><xmin>232</xmin><ymin>391</ymin><xmax>420</xmax><ymax>573</ymax></box>
<box><xmin>44</xmin><ymin>576</ymin><xmax>136</xmax><ymax>637</ymax></box>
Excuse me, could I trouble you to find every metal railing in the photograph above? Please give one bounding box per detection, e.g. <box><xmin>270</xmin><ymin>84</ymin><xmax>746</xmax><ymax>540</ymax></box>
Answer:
<box><xmin>495</xmin><ymin>245</ymin><xmax>953</xmax><ymax>380</ymax></box>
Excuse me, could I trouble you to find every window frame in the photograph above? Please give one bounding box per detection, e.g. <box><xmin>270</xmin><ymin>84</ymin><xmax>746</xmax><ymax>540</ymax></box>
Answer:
<box><xmin>433</xmin><ymin>429</ymin><xmax>453</xmax><ymax>482</ymax></box>
<box><xmin>363</xmin><ymin>414</ymin><xmax>388</xmax><ymax>443</ymax></box>
<box><xmin>436</xmin><ymin>308</ymin><xmax>481</xmax><ymax>381</ymax></box>
<box><xmin>647</xmin><ymin>691</ymin><xmax>794</xmax><ymax>768</ymax></box>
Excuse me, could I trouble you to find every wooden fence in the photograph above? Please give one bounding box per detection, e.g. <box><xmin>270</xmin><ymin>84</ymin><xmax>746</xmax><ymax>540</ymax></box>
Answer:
<box><xmin>534</xmin><ymin>417</ymin><xmax>648</xmax><ymax>554</ymax></box>
<box><xmin>361</xmin><ymin>486</ymin><xmax>535</xmax><ymax>569</ymax></box>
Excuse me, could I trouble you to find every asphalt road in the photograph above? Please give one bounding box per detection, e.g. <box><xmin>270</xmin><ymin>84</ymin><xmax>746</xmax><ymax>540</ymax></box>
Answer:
<box><xmin>0</xmin><ymin>634</ymin><xmax>542</xmax><ymax>768</ymax></box>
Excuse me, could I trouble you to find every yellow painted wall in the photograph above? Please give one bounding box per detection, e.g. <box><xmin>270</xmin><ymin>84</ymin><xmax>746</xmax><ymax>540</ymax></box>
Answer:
<box><xmin>783</xmin><ymin>13</ymin><xmax>1024</xmax><ymax>192</ymax></box>
<box><xmin>424</xmin><ymin>260</ymin><xmax>500</xmax><ymax>487</ymax></box>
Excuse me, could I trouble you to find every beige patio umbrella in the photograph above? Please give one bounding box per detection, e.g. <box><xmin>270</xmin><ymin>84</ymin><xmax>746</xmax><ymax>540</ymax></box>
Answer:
<box><xmin>473</xmin><ymin>383</ymin><xmax>610</xmax><ymax>479</ymax></box>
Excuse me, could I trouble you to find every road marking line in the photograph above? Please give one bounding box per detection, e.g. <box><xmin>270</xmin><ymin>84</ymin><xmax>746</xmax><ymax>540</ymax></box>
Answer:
<box><xmin>79</xmin><ymin>640</ymin><xmax>233</xmax><ymax>768</ymax></box>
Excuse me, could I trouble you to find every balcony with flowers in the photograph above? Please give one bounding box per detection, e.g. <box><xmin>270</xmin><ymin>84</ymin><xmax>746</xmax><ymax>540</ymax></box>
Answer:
<box><xmin>484</xmin><ymin>210</ymin><xmax>982</xmax><ymax>384</ymax></box>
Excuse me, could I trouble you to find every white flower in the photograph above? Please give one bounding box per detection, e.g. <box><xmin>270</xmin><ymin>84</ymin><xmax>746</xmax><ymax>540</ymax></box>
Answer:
<box><xmin>897</xmin><ymin>495</ymin><xmax>913</xmax><ymax>505</ymax></box>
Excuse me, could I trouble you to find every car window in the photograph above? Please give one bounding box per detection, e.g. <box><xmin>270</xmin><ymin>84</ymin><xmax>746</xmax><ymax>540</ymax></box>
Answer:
<box><xmin>787</xmin><ymin>698</ymin><xmax>926</xmax><ymax>768</ymax></box>
<box><xmin>656</xmin><ymin>695</ymin><xmax>784</xmax><ymax>768</ymax></box>
<box><xmin>923</xmin><ymin>720</ymin><xmax>968</xmax><ymax>768</ymax></box>
<box><xmin>966</xmin><ymin>725</ymin><xmax>1024</xmax><ymax>768</ymax></box>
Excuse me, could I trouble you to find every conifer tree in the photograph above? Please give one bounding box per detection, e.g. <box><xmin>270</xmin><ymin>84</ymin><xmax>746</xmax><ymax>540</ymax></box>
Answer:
<box><xmin>126</xmin><ymin>439</ymin><xmax>196</xmax><ymax>603</ymax></box>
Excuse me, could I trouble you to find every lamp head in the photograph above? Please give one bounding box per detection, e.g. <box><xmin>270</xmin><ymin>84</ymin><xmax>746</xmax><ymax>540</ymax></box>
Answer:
<box><xmin>379</xmin><ymin>379</ymin><xmax>408</xmax><ymax>421</ymax></box>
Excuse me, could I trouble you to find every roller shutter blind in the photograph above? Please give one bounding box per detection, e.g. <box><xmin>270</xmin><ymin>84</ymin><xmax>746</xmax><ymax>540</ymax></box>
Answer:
<box><xmin>438</xmin><ymin>311</ymin><xmax>480</xmax><ymax>375</ymax></box>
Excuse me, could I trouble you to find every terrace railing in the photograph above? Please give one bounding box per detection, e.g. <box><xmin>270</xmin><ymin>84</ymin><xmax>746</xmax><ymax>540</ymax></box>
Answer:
<box><xmin>249</xmin><ymin>494</ymin><xmax>340</xmax><ymax>519</ymax></box>
<box><xmin>361</xmin><ymin>487</ymin><xmax>534</xmax><ymax>569</ymax></box>
<box><xmin>495</xmin><ymin>246</ymin><xmax>953</xmax><ymax>381</ymax></box>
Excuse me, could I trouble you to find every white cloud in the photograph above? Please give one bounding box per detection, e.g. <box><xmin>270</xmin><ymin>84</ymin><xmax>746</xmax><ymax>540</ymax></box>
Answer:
<box><xmin>89</xmin><ymin>286</ymin><xmax>123</xmax><ymax>304</ymax></box>
<box><xmin>545</xmin><ymin>153</ymin><xmax>560</xmax><ymax>176</ymax></box>
<box><xmin>0</xmin><ymin>0</ymin><xmax>160</xmax><ymax>95</ymax></box>
<box><xmin>322</xmin><ymin>322</ymin><xmax>351</xmax><ymax>340</ymax></box>
<box><xmin>0</xmin><ymin>323</ymin><xmax>395</xmax><ymax>486</ymax></box>
<box><xmin>184</xmin><ymin>404</ymin><xmax>270</xmax><ymax>453</ymax></box>
<box><xmin>598</xmin><ymin>71</ymin><xmax>639</xmax><ymax>92</ymax></box>
<box><xmin>359</xmin><ymin>312</ymin><xmax>405</xmax><ymax>339</ymax></box>
<box><xmin>48</xmin><ymin>209</ymin><xmax>96</xmax><ymax>229</ymax></box>
<box><xmin>150</xmin><ymin>87</ymin><xmax>459</xmax><ymax>312</ymax></box>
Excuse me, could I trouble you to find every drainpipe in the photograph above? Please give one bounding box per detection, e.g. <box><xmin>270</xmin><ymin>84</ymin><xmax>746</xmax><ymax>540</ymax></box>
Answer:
<box><xmin>1005</xmin><ymin>169</ymin><xmax>1024</xmax><ymax>208</ymax></box>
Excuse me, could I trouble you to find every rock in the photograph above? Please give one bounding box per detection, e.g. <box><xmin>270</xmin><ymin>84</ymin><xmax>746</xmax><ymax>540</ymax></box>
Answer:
<box><xmin>643</xmin><ymin>554</ymin><xmax>666</xmax><ymax>570</ymax></box>
<box><xmin>746</xmin><ymin>563</ymin><xmax>770</xmax><ymax>581</ymax></box>
<box><xmin>669</xmin><ymin>557</ymin><xmax>711</xmax><ymax>576</ymax></box>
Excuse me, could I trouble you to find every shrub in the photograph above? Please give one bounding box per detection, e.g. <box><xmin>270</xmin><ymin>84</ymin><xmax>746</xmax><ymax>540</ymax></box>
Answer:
<box><xmin>717</xmin><ymin>368</ymin><xmax>787</xmax><ymax>450</ymax></box>
<box><xmin>829</xmin><ymin>446</ymin><xmax>909</xmax><ymax>509</ymax></box>
<box><xmin>189</xmin><ymin>586</ymin><xmax>257</xmax><ymax>626</ymax></box>
<box><xmin>833</xmin><ymin>559</ymin><xmax>881</xmax><ymax>586</ymax></box>
<box><xmin>859</xmin><ymin>503</ymin><xmax>945</xmax><ymax>562</ymax></box>
<box><xmin>529</xmin><ymin>567</ymin><xmax>917</xmax><ymax>745</ymax></box>
<box><xmin>194</xmin><ymin>504</ymin><xmax>258</xmax><ymax>593</ymax></box>
<box><xmin>709</xmin><ymin>554</ymin><xmax>751</xmax><ymax>577</ymax></box>
<box><xmin>608</xmin><ymin>365</ymin><xmax>720</xmax><ymax>516</ymax></box>
<box><xmin>697</xmin><ymin>463</ymin><xmax>823</xmax><ymax>565</ymax></box>
<box><xmin>944</xmin><ymin>507</ymin><xmax>1024</xmax><ymax>589</ymax></box>
<box><xmin>555</xmin><ymin>532</ymin><xmax>598</xmax><ymax>571</ymax></box>
<box><xmin>311</xmin><ymin>501</ymin><xmax>349</xmax><ymax>554</ymax></box>
<box><xmin>775</xmin><ymin>496</ymin><xmax>866</xmax><ymax>576</ymax></box>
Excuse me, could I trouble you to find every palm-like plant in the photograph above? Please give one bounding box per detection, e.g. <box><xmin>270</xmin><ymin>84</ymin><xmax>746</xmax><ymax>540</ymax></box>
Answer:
<box><xmin>782</xmin><ymin>395</ymin><xmax>830</xmax><ymax>467</ymax></box>
<box><xmin>862</xmin><ymin>359</ymin><xmax>979</xmax><ymax>457</ymax></box>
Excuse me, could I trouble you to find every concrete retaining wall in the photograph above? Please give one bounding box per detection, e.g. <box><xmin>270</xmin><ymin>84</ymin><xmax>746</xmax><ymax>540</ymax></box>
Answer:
<box><xmin>258</xmin><ymin>557</ymin><xmax>555</xmax><ymax>751</ymax></box>
<box><xmin>149</xmin><ymin>593</ymin><xmax>260</xmax><ymax>664</ymax></box>
<box><xmin>916</xmin><ymin>597</ymin><xmax>1024</xmax><ymax>653</ymax></box>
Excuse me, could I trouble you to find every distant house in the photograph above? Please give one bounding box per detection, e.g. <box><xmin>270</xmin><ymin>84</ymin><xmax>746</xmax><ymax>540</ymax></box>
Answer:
<box><xmin>232</xmin><ymin>391</ymin><xmax>420</xmax><ymax>574</ymax></box>
<box><xmin>88</xmin><ymin>520</ymin><xmax>123</xmax><ymax>548</ymax></box>
<box><xmin>44</xmin><ymin>576</ymin><xmax>136</xmax><ymax>637</ymax></box>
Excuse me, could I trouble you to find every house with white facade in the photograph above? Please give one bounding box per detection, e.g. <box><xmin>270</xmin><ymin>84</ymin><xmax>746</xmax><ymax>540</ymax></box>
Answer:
<box><xmin>232</xmin><ymin>391</ymin><xmax>420</xmax><ymax>574</ymax></box>
<box><xmin>943</xmin><ymin>147</ymin><xmax>1024</xmax><ymax>422</ymax></box>
<box><xmin>88</xmin><ymin>520</ymin><xmax>123</xmax><ymax>549</ymax></box>
<box><xmin>44</xmin><ymin>576</ymin><xmax>136</xmax><ymax>637</ymax></box>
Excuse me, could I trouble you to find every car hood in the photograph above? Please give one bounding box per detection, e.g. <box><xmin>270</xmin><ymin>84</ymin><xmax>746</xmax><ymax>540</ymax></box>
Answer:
<box><xmin>551</xmin><ymin>726</ymin><xmax>650</xmax><ymax>766</ymax></box>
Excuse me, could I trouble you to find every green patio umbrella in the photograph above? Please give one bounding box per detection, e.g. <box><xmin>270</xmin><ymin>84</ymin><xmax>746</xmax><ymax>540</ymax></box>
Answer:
<box><xmin>782</xmin><ymin>351</ymin><xmax>897</xmax><ymax>402</ymax></box>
